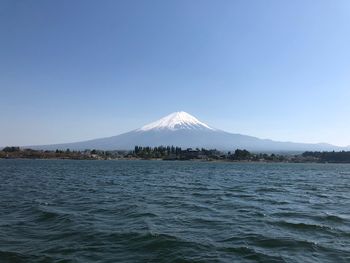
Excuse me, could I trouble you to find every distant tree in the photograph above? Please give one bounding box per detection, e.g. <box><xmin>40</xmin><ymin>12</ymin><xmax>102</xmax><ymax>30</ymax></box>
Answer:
<box><xmin>232</xmin><ymin>149</ymin><xmax>251</xmax><ymax>160</ymax></box>
<box><xmin>2</xmin><ymin>146</ymin><xmax>20</xmax><ymax>152</ymax></box>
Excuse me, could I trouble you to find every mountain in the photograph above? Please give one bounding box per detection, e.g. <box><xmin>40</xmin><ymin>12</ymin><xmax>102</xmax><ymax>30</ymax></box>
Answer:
<box><xmin>30</xmin><ymin>111</ymin><xmax>348</xmax><ymax>152</ymax></box>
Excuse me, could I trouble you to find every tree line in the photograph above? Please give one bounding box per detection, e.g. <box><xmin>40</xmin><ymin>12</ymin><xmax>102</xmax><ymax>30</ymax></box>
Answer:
<box><xmin>2</xmin><ymin>146</ymin><xmax>350</xmax><ymax>163</ymax></box>
<box><xmin>302</xmin><ymin>151</ymin><xmax>350</xmax><ymax>163</ymax></box>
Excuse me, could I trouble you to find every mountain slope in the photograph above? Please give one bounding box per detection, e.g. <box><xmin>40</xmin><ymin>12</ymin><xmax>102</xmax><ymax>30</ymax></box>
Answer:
<box><xmin>30</xmin><ymin>111</ymin><xmax>348</xmax><ymax>152</ymax></box>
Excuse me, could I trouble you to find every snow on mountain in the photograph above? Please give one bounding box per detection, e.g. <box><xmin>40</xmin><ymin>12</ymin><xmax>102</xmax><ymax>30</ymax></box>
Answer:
<box><xmin>138</xmin><ymin>111</ymin><xmax>214</xmax><ymax>131</ymax></box>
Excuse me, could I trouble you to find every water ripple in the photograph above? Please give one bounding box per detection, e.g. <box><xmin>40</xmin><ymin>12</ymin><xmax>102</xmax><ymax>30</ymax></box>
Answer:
<box><xmin>1</xmin><ymin>160</ymin><xmax>350</xmax><ymax>262</ymax></box>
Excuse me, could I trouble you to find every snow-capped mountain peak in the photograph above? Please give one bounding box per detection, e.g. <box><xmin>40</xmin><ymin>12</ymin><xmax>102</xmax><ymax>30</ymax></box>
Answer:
<box><xmin>30</xmin><ymin>111</ymin><xmax>347</xmax><ymax>152</ymax></box>
<box><xmin>138</xmin><ymin>111</ymin><xmax>215</xmax><ymax>131</ymax></box>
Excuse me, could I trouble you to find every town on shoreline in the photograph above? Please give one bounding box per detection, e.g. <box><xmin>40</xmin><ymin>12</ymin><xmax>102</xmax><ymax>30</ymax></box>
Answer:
<box><xmin>1</xmin><ymin>146</ymin><xmax>350</xmax><ymax>163</ymax></box>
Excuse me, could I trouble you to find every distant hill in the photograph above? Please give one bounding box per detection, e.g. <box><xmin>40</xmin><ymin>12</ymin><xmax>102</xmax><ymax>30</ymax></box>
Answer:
<box><xmin>29</xmin><ymin>111</ymin><xmax>349</xmax><ymax>152</ymax></box>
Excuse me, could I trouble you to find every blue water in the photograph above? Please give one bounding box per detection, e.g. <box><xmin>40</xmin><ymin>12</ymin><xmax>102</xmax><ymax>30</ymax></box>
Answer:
<box><xmin>0</xmin><ymin>159</ymin><xmax>350</xmax><ymax>262</ymax></box>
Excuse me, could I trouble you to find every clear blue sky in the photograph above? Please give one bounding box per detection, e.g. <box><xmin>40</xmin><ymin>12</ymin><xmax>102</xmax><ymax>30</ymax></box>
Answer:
<box><xmin>1</xmin><ymin>0</ymin><xmax>350</xmax><ymax>146</ymax></box>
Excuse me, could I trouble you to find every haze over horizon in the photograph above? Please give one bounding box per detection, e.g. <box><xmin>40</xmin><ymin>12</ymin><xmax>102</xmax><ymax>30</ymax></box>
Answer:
<box><xmin>1</xmin><ymin>0</ymin><xmax>350</xmax><ymax>147</ymax></box>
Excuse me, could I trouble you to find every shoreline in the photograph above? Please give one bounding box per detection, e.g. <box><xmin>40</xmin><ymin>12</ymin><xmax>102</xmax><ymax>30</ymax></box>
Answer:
<box><xmin>2</xmin><ymin>147</ymin><xmax>350</xmax><ymax>164</ymax></box>
<box><xmin>1</xmin><ymin>157</ymin><xmax>347</xmax><ymax>164</ymax></box>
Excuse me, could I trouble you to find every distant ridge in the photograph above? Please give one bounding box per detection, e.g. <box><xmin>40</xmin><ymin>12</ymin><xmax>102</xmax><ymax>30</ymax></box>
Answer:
<box><xmin>29</xmin><ymin>111</ymin><xmax>349</xmax><ymax>152</ymax></box>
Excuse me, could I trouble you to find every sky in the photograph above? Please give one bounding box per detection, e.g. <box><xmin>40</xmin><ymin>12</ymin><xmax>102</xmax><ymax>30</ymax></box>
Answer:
<box><xmin>1</xmin><ymin>0</ymin><xmax>350</xmax><ymax>147</ymax></box>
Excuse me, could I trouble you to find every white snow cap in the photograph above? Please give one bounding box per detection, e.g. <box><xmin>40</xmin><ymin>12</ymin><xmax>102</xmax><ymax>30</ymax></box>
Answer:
<box><xmin>139</xmin><ymin>111</ymin><xmax>215</xmax><ymax>131</ymax></box>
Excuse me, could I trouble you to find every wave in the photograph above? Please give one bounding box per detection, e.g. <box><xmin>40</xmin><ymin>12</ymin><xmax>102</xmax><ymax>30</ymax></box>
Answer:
<box><xmin>271</xmin><ymin>220</ymin><xmax>335</xmax><ymax>232</ymax></box>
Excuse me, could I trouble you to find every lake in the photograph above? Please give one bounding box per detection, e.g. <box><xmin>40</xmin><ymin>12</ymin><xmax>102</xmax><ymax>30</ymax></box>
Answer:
<box><xmin>0</xmin><ymin>159</ymin><xmax>349</xmax><ymax>262</ymax></box>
